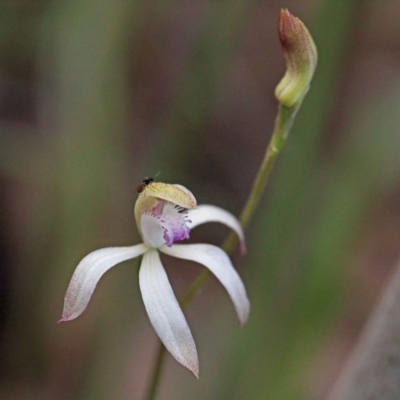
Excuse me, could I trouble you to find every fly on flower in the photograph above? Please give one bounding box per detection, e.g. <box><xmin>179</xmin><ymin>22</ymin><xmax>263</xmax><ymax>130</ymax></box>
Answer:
<box><xmin>60</xmin><ymin>180</ymin><xmax>250</xmax><ymax>378</ymax></box>
<box><xmin>137</xmin><ymin>176</ymin><xmax>154</xmax><ymax>193</ymax></box>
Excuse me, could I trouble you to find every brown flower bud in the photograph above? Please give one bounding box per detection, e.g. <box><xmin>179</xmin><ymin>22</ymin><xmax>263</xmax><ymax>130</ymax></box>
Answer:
<box><xmin>275</xmin><ymin>9</ymin><xmax>318</xmax><ymax>107</ymax></box>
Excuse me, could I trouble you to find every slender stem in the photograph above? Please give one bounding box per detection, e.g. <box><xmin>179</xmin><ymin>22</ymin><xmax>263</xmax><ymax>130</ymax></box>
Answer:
<box><xmin>180</xmin><ymin>104</ymin><xmax>299</xmax><ymax>308</ymax></box>
<box><xmin>143</xmin><ymin>103</ymin><xmax>299</xmax><ymax>400</ymax></box>
<box><xmin>143</xmin><ymin>340</ymin><xmax>167</xmax><ymax>400</ymax></box>
<box><xmin>241</xmin><ymin>105</ymin><xmax>299</xmax><ymax>228</ymax></box>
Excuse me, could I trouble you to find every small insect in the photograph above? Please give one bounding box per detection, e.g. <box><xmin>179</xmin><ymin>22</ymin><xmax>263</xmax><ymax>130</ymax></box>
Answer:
<box><xmin>137</xmin><ymin>177</ymin><xmax>154</xmax><ymax>193</ymax></box>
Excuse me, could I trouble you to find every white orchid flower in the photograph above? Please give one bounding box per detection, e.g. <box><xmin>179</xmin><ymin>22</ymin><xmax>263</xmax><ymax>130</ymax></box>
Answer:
<box><xmin>60</xmin><ymin>179</ymin><xmax>250</xmax><ymax>377</ymax></box>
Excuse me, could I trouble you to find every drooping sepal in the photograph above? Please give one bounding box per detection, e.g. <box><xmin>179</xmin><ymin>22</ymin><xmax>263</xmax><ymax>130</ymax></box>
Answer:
<box><xmin>139</xmin><ymin>250</ymin><xmax>199</xmax><ymax>377</ymax></box>
<box><xmin>160</xmin><ymin>243</ymin><xmax>250</xmax><ymax>326</ymax></box>
<box><xmin>60</xmin><ymin>244</ymin><xmax>148</xmax><ymax>322</ymax></box>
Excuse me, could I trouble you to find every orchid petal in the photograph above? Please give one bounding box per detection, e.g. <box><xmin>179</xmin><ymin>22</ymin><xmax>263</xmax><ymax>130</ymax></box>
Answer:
<box><xmin>140</xmin><ymin>213</ymin><xmax>166</xmax><ymax>248</ymax></box>
<box><xmin>60</xmin><ymin>244</ymin><xmax>148</xmax><ymax>322</ymax></box>
<box><xmin>140</xmin><ymin>203</ymin><xmax>191</xmax><ymax>248</ymax></box>
<box><xmin>160</xmin><ymin>244</ymin><xmax>250</xmax><ymax>325</ymax></box>
<box><xmin>187</xmin><ymin>205</ymin><xmax>246</xmax><ymax>255</ymax></box>
<box><xmin>139</xmin><ymin>250</ymin><xmax>199</xmax><ymax>377</ymax></box>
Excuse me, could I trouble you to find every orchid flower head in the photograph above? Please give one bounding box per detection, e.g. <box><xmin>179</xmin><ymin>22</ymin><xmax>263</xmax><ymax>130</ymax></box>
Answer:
<box><xmin>60</xmin><ymin>179</ymin><xmax>250</xmax><ymax>377</ymax></box>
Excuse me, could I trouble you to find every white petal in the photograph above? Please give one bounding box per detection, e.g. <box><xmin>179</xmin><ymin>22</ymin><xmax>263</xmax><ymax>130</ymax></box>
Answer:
<box><xmin>140</xmin><ymin>213</ymin><xmax>166</xmax><ymax>248</ymax></box>
<box><xmin>160</xmin><ymin>244</ymin><xmax>250</xmax><ymax>325</ymax></box>
<box><xmin>187</xmin><ymin>205</ymin><xmax>246</xmax><ymax>254</ymax></box>
<box><xmin>139</xmin><ymin>250</ymin><xmax>199</xmax><ymax>377</ymax></box>
<box><xmin>60</xmin><ymin>244</ymin><xmax>148</xmax><ymax>322</ymax></box>
<box><xmin>140</xmin><ymin>203</ymin><xmax>191</xmax><ymax>248</ymax></box>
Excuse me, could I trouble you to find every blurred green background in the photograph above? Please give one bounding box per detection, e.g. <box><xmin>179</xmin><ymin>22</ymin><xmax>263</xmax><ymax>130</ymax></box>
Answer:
<box><xmin>1</xmin><ymin>0</ymin><xmax>400</xmax><ymax>399</ymax></box>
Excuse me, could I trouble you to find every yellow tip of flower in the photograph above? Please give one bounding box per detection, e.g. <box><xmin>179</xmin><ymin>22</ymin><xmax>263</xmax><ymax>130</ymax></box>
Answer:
<box><xmin>143</xmin><ymin>182</ymin><xmax>197</xmax><ymax>209</ymax></box>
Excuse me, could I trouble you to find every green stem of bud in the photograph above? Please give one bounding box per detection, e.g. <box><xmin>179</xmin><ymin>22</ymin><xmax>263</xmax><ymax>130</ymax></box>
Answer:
<box><xmin>180</xmin><ymin>103</ymin><xmax>299</xmax><ymax>308</ymax></box>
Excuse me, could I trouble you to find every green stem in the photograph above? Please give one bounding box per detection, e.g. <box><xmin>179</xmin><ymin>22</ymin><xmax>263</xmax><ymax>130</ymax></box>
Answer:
<box><xmin>143</xmin><ymin>103</ymin><xmax>299</xmax><ymax>400</ymax></box>
<box><xmin>143</xmin><ymin>340</ymin><xmax>167</xmax><ymax>400</ymax></box>
<box><xmin>225</xmin><ymin>104</ymin><xmax>299</xmax><ymax>250</ymax></box>
<box><xmin>181</xmin><ymin>104</ymin><xmax>299</xmax><ymax>307</ymax></box>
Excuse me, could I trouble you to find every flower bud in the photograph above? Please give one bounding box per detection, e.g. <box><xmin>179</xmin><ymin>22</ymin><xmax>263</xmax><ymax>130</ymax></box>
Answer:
<box><xmin>275</xmin><ymin>9</ymin><xmax>318</xmax><ymax>107</ymax></box>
